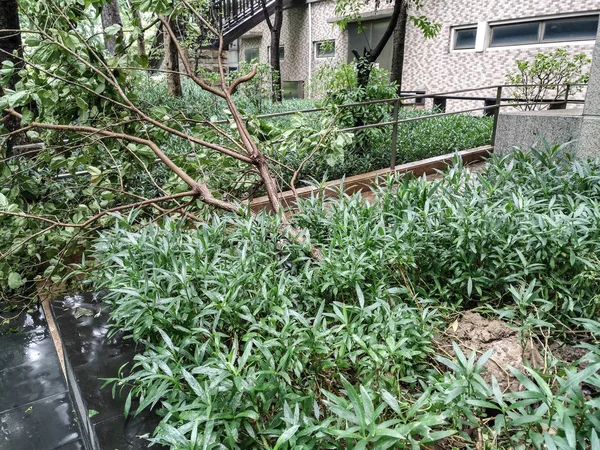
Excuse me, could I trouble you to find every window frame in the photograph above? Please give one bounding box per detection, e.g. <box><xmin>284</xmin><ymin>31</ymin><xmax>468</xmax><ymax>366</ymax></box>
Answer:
<box><xmin>267</xmin><ymin>46</ymin><xmax>285</xmax><ymax>62</ymax></box>
<box><xmin>541</xmin><ymin>15</ymin><xmax>600</xmax><ymax>43</ymax></box>
<box><xmin>489</xmin><ymin>14</ymin><xmax>599</xmax><ymax>48</ymax></box>
<box><xmin>314</xmin><ymin>40</ymin><xmax>336</xmax><ymax>59</ymax></box>
<box><xmin>489</xmin><ymin>21</ymin><xmax>542</xmax><ymax>47</ymax></box>
<box><xmin>452</xmin><ymin>26</ymin><xmax>478</xmax><ymax>50</ymax></box>
<box><xmin>244</xmin><ymin>47</ymin><xmax>260</xmax><ymax>63</ymax></box>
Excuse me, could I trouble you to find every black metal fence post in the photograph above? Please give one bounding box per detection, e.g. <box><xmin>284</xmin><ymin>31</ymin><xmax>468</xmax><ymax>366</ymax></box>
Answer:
<box><xmin>432</xmin><ymin>96</ymin><xmax>447</xmax><ymax>112</ymax></box>
<box><xmin>390</xmin><ymin>98</ymin><xmax>400</xmax><ymax>170</ymax></box>
<box><xmin>548</xmin><ymin>84</ymin><xmax>571</xmax><ymax>110</ymax></box>
<box><xmin>490</xmin><ymin>86</ymin><xmax>502</xmax><ymax>148</ymax></box>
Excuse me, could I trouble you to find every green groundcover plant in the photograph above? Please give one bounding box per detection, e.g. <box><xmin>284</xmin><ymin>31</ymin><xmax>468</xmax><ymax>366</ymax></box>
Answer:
<box><xmin>91</xmin><ymin>145</ymin><xmax>600</xmax><ymax>449</ymax></box>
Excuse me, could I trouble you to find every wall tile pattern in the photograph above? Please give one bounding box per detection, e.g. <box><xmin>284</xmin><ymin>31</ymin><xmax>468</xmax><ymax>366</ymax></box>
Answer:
<box><xmin>403</xmin><ymin>0</ymin><xmax>600</xmax><ymax>109</ymax></box>
<box><xmin>239</xmin><ymin>0</ymin><xmax>353</xmax><ymax>88</ymax></box>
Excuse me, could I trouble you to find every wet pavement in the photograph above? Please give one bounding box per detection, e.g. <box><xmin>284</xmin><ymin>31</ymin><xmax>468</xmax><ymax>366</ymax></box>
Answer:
<box><xmin>0</xmin><ymin>301</ymin><xmax>85</xmax><ymax>450</ymax></box>
<box><xmin>52</xmin><ymin>293</ymin><xmax>164</xmax><ymax>450</ymax></box>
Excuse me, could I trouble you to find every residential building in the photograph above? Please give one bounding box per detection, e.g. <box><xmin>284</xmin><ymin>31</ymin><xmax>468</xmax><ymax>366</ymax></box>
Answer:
<box><xmin>227</xmin><ymin>0</ymin><xmax>600</xmax><ymax>103</ymax></box>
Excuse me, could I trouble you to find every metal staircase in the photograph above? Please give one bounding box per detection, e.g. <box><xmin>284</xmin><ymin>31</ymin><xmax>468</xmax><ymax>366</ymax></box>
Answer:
<box><xmin>209</xmin><ymin>0</ymin><xmax>303</xmax><ymax>47</ymax></box>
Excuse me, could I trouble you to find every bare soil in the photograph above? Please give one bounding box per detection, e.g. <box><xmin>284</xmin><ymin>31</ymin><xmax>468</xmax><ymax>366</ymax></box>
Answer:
<box><xmin>437</xmin><ymin>311</ymin><xmax>542</xmax><ymax>392</ymax></box>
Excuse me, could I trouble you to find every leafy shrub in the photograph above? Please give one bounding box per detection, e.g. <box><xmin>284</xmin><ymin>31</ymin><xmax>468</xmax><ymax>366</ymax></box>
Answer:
<box><xmin>91</xmin><ymin>145</ymin><xmax>600</xmax><ymax>448</ymax></box>
<box><xmin>265</xmin><ymin>108</ymin><xmax>492</xmax><ymax>188</ymax></box>
<box><xmin>505</xmin><ymin>48</ymin><xmax>591</xmax><ymax>110</ymax></box>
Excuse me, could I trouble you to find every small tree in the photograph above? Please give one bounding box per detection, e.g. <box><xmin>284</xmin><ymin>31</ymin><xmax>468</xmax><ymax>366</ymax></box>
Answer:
<box><xmin>506</xmin><ymin>48</ymin><xmax>591</xmax><ymax>111</ymax></box>
<box><xmin>335</xmin><ymin>0</ymin><xmax>440</xmax><ymax>92</ymax></box>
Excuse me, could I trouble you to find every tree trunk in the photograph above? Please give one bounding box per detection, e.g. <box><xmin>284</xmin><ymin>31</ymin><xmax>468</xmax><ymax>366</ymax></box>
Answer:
<box><xmin>0</xmin><ymin>0</ymin><xmax>25</xmax><ymax>156</ymax></box>
<box><xmin>390</xmin><ymin>1</ymin><xmax>408</xmax><ymax>95</ymax></box>
<box><xmin>100</xmin><ymin>0</ymin><xmax>124</xmax><ymax>56</ymax></box>
<box><xmin>149</xmin><ymin>23</ymin><xmax>165</xmax><ymax>70</ymax></box>
<box><xmin>163</xmin><ymin>16</ymin><xmax>182</xmax><ymax>97</ymax></box>
<box><xmin>351</xmin><ymin>0</ymin><xmax>404</xmax><ymax>91</ymax></box>
<box><xmin>260</xmin><ymin>0</ymin><xmax>283</xmax><ymax>102</ymax></box>
<box><xmin>269</xmin><ymin>0</ymin><xmax>283</xmax><ymax>102</ymax></box>
<box><xmin>132</xmin><ymin>8</ymin><xmax>146</xmax><ymax>57</ymax></box>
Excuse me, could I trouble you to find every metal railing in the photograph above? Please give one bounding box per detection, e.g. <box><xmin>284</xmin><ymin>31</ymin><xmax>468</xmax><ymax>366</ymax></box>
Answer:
<box><xmin>11</xmin><ymin>84</ymin><xmax>585</xmax><ymax>179</ymax></box>
<box><xmin>209</xmin><ymin>83</ymin><xmax>585</xmax><ymax>170</ymax></box>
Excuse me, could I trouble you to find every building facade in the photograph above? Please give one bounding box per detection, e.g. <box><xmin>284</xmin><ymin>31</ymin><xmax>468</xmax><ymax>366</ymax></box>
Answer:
<box><xmin>232</xmin><ymin>0</ymin><xmax>600</xmax><ymax>100</ymax></box>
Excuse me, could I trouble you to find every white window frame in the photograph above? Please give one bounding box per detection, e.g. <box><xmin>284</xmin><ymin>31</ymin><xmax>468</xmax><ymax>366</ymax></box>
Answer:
<box><xmin>314</xmin><ymin>40</ymin><xmax>335</xmax><ymax>59</ymax></box>
<box><xmin>487</xmin><ymin>12</ymin><xmax>599</xmax><ymax>50</ymax></box>
<box><xmin>451</xmin><ymin>25</ymin><xmax>478</xmax><ymax>51</ymax></box>
<box><xmin>451</xmin><ymin>22</ymin><xmax>488</xmax><ymax>52</ymax></box>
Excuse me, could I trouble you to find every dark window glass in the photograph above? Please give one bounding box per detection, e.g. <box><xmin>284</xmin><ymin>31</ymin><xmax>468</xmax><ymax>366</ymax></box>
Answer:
<box><xmin>543</xmin><ymin>16</ymin><xmax>599</xmax><ymax>42</ymax></box>
<box><xmin>490</xmin><ymin>22</ymin><xmax>540</xmax><ymax>46</ymax></box>
<box><xmin>347</xmin><ymin>19</ymin><xmax>393</xmax><ymax>71</ymax></box>
<box><xmin>454</xmin><ymin>28</ymin><xmax>477</xmax><ymax>49</ymax></box>
<box><xmin>244</xmin><ymin>47</ymin><xmax>259</xmax><ymax>63</ymax></box>
<box><xmin>315</xmin><ymin>41</ymin><xmax>335</xmax><ymax>58</ymax></box>
<box><xmin>282</xmin><ymin>81</ymin><xmax>304</xmax><ymax>99</ymax></box>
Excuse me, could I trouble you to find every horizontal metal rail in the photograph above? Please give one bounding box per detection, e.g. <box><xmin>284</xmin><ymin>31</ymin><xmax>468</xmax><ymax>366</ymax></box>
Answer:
<box><xmin>337</xmin><ymin>99</ymin><xmax>575</xmax><ymax>133</ymax></box>
<box><xmin>8</xmin><ymin>83</ymin><xmax>584</xmax><ymax>180</ymax></box>
<box><xmin>208</xmin><ymin>83</ymin><xmax>586</xmax><ymax>124</ymax></box>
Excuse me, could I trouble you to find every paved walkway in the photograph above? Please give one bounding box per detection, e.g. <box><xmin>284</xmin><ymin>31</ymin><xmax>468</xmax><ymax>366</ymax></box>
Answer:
<box><xmin>0</xmin><ymin>301</ymin><xmax>84</xmax><ymax>450</ymax></box>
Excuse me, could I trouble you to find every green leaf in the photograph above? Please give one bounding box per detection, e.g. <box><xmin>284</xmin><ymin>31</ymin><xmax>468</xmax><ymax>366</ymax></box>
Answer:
<box><xmin>273</xmin><ymin>425</ymin><xmax>299</xmax><ymax>450</ymax></box>
<box><xmin>7</xmin><ymin>90</ymin><xmax>28</xmax><ymax>107</ymax></box>
<box><xmin>181</xmin><ymin>368</ymin><xmax>204</xmax><ymax>398</ymax></box>
<box><xmin>20</xmin><ymin>108</ymin><xmax>34</xmax><ymax>125</ymax></box>
<box><xmin>124</xmin><ymin>391</ymin><xmax>132</xmax><ymax>417</ymax></box>
<box><xmin>76</xmin><ymin>96</ymin><xmax>88</xmax><ymax>111</ymax></box>
<box><xmin>355</xmin><ymin>283</ymin><xmax>365</xmax><ymax>308</ymax></box>
<box><xmin>591</xmin><ymin>429</ymin><xmax>600</xmax><ymax>450</ymax></box>
<box><xmin>8</xmin><ymin>272</ymin><xmax>23</xmax><ymax>289</ymax></box>
<box><xmin>380</xmin><ymin>389</ymin><xmax>401</xmax><ymax>415</ymax></box>
<box><xmin>562</xmin><ymin>414</ymin><xmax>576</xmax><ymax>449</ymax></box>
<box><xmin>104</xmin><ymin>24</ymin><xmax>122</xmax><ymax>36</ymax></box>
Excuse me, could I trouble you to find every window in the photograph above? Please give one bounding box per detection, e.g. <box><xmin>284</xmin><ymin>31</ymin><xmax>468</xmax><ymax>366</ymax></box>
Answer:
<box><xmin>347</xmin><ymin>19</ymin><xmax>393</xmax><ymax>71</ymax></box>
<box><xmin>315</xmin><ymin>40</ymin><xmax>335</xmax><ymax>58</ymax></box>
<box><xmin>244</xmin><ymin>47</ymin><xmax>259</xmax><ymax>63</ymax></box>
<box><xmin>454</xmin><ymin>27</ymin><xmax>477</xmax><ymax>49</ymax></box>
<box><xmin>267</xmin><ymin>46</ymin><xmax>285</xmax><ymax>62</ymax></box>
<box><xmin>490</xmin><ymin>15</ymin><xmax>599</xmax><ymax>47</ymax></box>
<box><xmin>282</xmin><ymin>81</ymin><xmax>304</xmax><ymax>99</ymax></box>
<box><xmin>491</xmin><ymin>22</ymin><xmax>540</xmax><ymax>47</ymax></box>
<box><xmin>543</xmin><ymin>16</ymin><xmax>599</xmax><ymax>42</ymax></box>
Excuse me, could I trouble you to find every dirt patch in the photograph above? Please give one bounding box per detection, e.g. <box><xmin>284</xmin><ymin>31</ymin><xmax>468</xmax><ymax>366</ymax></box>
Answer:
<box><xmin>437</xmin><ymin>311</ymin><xmax>541</xmax><ymax>392</ymax></box>
<box><xmin>550</xmin><ymin>343</ymin><xmax>587</xmax><ymax>365</ymax></box>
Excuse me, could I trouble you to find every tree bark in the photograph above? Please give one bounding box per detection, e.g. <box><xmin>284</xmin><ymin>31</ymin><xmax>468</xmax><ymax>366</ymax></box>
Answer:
<box><xmin>100</xmin><ymin>0</ymin><xmax>124</xmax><ymax>56</ymax></box>
<box><xmin>269</xmin><ymin>28</ymin><xmax>282</xmax><ymax>102</ymax></box>
<box><xmin>390</xmin><ymin>0</ymin><xmax>408</xmax><ymax>95</ymax></box>
<box><xmin>163</xmin><ymin>16</ymin><xmax>183</xmax><ymax>97</ymax></box>
<box><xmin>132</xmin><ymin>8</ymin><xmax>146</xmax><ymax>57</ymax></box>
<box><xmin>351</xmin><ymin>0</ymin><xmax>404</xmax><ymax>90</ymax></box>
<box><xmin>0</xmin><ymin>0</ymin><xmax>25</xmax><ymax>155</ymax></box>
<box><xmin>149</xmin><ymin>23</ymin><xmax>165</xmax><ymax>70</ymax></box>
<box><xmin>270</xmin><ymin>0</ymin><xmax>283</xmax><ymax>102</ymax></box>
<box><xmin>261</xmin><ymin>0</ymin><xmax>283</xmax><ymax>102</ymax></box>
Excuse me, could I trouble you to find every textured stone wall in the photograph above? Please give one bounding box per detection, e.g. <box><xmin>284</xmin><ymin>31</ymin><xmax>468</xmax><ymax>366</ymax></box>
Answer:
<box><xmin>494</xmin><ymin>109</ymin><xmax>583</xmax><ymax>153</ymax></box>
<box><xmin>238</xmin><ymin>0</ymin><xmax>351</xmax><ymax>89</ymax></box>
<box><xmin>403</xmin><ymin>0</ymin><xmax>600</xmax><ymax>109</ymax></box>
